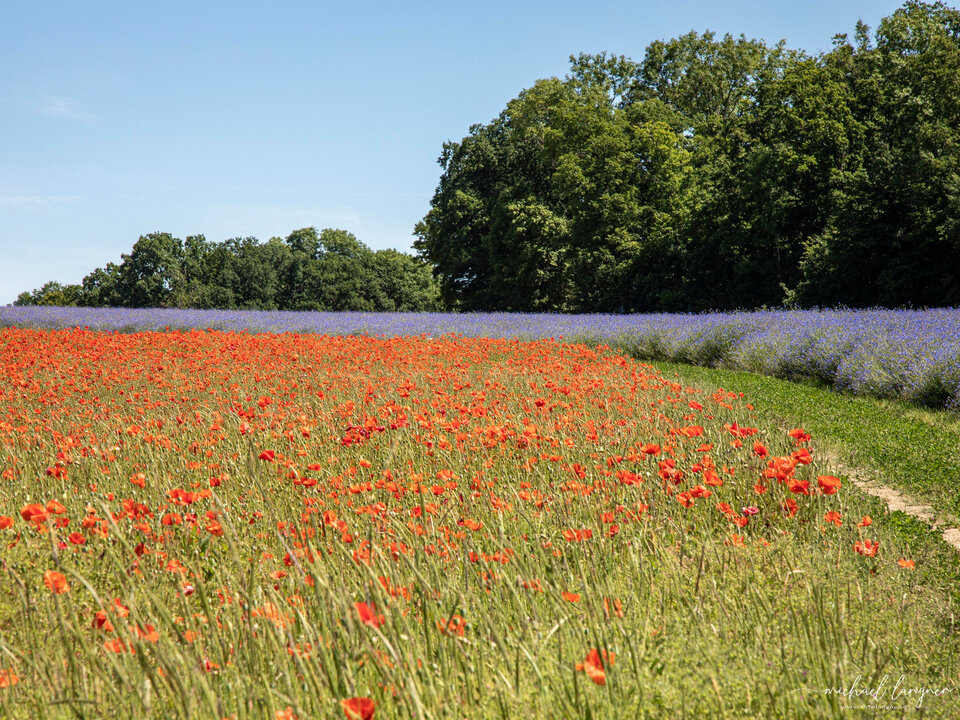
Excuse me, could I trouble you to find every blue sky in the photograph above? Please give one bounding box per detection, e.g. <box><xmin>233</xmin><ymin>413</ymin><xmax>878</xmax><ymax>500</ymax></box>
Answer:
<box><xmin>1</xmin><ymin>0</ymin><xmax>899</xmax><ymax>304</ymax></box>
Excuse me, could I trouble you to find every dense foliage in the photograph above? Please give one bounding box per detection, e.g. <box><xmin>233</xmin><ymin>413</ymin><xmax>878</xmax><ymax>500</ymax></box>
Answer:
<box><xmin>15</xmin><ymin>228</ymin><xmax>441</xmax><ymax>312</ymax></box>
<box><xmin>415</xmin><ymin>1</ymin><xmax>960</xmax><ymax>312</ymax></box>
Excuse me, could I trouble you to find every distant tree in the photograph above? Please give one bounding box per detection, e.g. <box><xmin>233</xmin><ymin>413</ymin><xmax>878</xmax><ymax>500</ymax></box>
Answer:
<box><xmin>370</xmin><ymin>249</ymin><xmax>441</xmax><ymax>311</ymax></box>
<box><xmin>115</xmin><ymin>232</ymin><xmax>185</xmax><ymax>307</ymax></box>
<box><xmin>284</xmin><ymin>227</ymin><xmax>322</xmax><ymax>259</ymax></box>
<box><xmin>312</xmin><ymin>229</ymin><xmax>378</xmax><ymax>311</ymax></box>
<box><xmin>80</xmin><ymin>263</ymin><xmax>121</xmax><ymax>307</ymax></box>
<box><xmin>16</xmin><ymin>226</ymin><xmax>441</xmax><ymax>312</ymax></box>
<box><xmin>222</xmin><ymin>237</ymin><xmax>281</xmax><ymax>309</ymax></box>
<box><xmin>13</xmin><ymin>281</ymin><xmax>82</xmax><ymax>306</ymax></box>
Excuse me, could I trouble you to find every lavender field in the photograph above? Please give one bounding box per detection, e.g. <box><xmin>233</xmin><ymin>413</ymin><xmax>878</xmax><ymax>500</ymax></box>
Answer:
<box><xmin>3</xmin><ymin>305</ymin><xmax>959</xmax><ymax>410</ymax></box>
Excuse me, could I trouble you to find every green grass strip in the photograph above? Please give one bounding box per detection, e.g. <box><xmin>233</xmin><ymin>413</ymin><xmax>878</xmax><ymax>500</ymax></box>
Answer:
<box><xmin>651</xmin><ymin>361</ymin><xmax>960</xmax><ymax>523</ymax></box>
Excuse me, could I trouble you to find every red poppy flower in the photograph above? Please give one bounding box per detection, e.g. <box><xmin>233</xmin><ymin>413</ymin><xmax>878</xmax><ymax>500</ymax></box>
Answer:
<box><xmin>0</xmin><ymin>668</ymin><xmax>19</xmax><ymax>688</ymax></box>
<box><xmin>20</xmin><ymin>504</ymin><xmax>48</xmax><ymax>525</ymax></box>
<box><xmin>576</xmin><ymin>648</ymin><xmax>615</xmax><ymax>685</ymax></box>
<box><xmin>341</xmin><ymin>697</ymin><xmax>375</xmax><ymax>719</ymax></box>
<box><xmin>355</xmin><ymin>601</ymin><xmax>384</xmax><ymax>628</ymax></box>
<box><xmin>43</xmin><ymin>570</ymin><xmax>70</xmax><ymax>594</ymax></box>
<box><xmin>817</xmin><ymin>475</ymin><xmax>842</xmax><ymax>495</ymax></box>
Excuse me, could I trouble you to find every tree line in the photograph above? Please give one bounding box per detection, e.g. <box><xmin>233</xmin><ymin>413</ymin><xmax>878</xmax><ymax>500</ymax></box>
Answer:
<box><xmin>18</xmin><ymin>1</ymin><xmax>960</xmax><ymax>314</ymax></box>
<box><xmin>415</xmin><ymin>0</ymin><xmax>960</xmax><ymax>311</ymax></box>
<box><xmin>16</xmin><ymin>228</ymin><xmax>441</xmax><ymax>312</ymax></box>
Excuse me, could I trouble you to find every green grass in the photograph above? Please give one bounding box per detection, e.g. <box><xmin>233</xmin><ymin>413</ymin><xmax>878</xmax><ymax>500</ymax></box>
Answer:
<box><xmin>652</xmin><ymin>361</ymin><xmax>960</xmax><ymax>524</ymax></box>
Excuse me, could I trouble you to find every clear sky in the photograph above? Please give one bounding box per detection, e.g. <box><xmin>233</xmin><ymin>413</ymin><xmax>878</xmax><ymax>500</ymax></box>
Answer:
<box><xmin>1</xmin><ymin>0</ymin><xmax>901</xmax><ymax>304</ymax></box>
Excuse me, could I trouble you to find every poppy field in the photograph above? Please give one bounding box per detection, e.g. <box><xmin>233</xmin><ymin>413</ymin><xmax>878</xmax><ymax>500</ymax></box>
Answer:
<box><xmin>0</xmin><ymin>327</ymin><xmax>958</xmax><ymax>718</ymax></box>
<box><xmin>4</xmin><ymin>305</ymin><xmax>960</xmax><ymax>410</ymax></box>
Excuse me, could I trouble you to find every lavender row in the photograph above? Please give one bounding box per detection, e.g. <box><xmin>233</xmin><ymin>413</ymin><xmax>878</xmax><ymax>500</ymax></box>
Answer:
<box><xmin>3</xmin><ymin>305</ymin><xmax>959</xmax><ymax>409</ymax></box>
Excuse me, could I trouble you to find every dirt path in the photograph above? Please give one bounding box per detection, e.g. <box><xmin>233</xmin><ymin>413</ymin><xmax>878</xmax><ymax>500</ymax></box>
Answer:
<box><xmin>844</xmin><ymin>470</ymin><xmax>960</xmax><ymax>552</ymax></box>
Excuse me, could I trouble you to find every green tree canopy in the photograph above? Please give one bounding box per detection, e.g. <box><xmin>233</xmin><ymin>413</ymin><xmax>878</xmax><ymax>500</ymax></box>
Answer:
<box><xmin>16</xmin><ymin>228</ymin><xmax>440</xmax><ymax>312</ymax></box>
<box><xmin>417</xmin><ymin>1</ymin><xmax>960</xmax><ymax>311</ymax></box>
